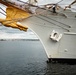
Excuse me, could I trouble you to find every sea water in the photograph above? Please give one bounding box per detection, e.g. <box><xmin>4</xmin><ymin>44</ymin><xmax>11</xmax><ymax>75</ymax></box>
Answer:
<box><xmin>0</xmin><ymin>40</ymin><xmax>47</xmax><ymax>75</ymax></box>
<box><xmin>0</xmin><ymin>40</ymin><xmax>76</xmax><ymax>75</ymax></box>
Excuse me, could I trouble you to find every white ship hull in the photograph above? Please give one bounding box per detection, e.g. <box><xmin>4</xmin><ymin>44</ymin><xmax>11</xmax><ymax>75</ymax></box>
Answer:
<box><xmin>20</xmin><ymin>9</ymin><xmax>76</xmax><ymax>61</ymax></box>
<box><xmin>1</xmin><ymin>0</ymin><xmax>76</xmax><ymax>62</ymax></box>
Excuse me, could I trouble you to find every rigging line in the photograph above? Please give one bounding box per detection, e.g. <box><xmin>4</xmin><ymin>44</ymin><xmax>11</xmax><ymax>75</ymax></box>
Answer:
<box><xmin>56</xmin><ymin>0</ymin><xmax>64</xmax><ymax>4</ymax></box>
<box><xmin>0</xmin><ymin>5</ymin><xmax>44</xmax><ymax>24</ymax></box>
<box><xmin>35</xmin><ymin>16</ymin><xmax>69</xmax><ymax>31</ymax></box>
<box><xmin>4</xmin><ymin>0</ymin><xmax>76</xmax><ymax>7</ymax></box>
<box><xmin>3</xmin><ymin>0</ymin><xmax>54</xmax><ymax>13</ymax></box>
<box><xmin>12</xmin><ymin>0</ymin><xmax>53</xmax><ymax>12</ymax></box>
<box><xmin>40</xmin><ymin>14</ymin><xmax>71</xmax><ymax>28</ymax></box>
<box><xmin>5</xmin><ymin>11</ymin><xmax>48</xmax><ymax>22</ymax></box>
<box><xmin>0</xmin><ymin>11</ymin><xmax>45</xmax><ymax>22</ymax></box>
<box><xmin>12</xmin><ymin>0</ymin><xmax>70</xmax><ymax>18</ymax></box>
<box><xmin>59</xmin><ymin>3</ymin><xmax>76</xmax><ymax>6</ymax></box>
<box><xmin>0</xmin><ymin>7</ymin><xmax>6</xmax><ymax>13</ymax></box>
<box><xmin>17</xmin><ymin>0</ymin><xmax>49</xmax><ymax>5</ymax></box>
<box><xmin>16</xmin><ymin>0</ymin><xmax>28</xmax><ymax>4</ymax></box>
<box><xmin>0</xmin><ymin>11</ymin><xmax>6</xmax><ymax>16</ymax></box>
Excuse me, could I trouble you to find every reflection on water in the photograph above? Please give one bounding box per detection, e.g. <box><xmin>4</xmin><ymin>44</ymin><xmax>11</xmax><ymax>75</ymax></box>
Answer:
<box><xmin>0</xmin><ymin>41</ymin><xmax>76</xmax><ymax>75</ymax></box>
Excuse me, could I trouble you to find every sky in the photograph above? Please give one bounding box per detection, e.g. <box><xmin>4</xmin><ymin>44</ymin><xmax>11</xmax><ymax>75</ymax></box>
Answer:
<box><xmin>0</xmin><ymin>26</ymin><xmax>38</xmax><ymax>39</ymax></box>
<box><xmin>0</xmin><ymin>0</ymin><xmax>76</xmax><ymax>39</ymax></box>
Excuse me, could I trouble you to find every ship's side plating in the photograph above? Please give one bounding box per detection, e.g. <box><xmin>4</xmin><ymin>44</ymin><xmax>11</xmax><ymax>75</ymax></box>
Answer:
<box><xmin>21</xmin><ymin>9</ymin><xmax>76</xmax><ymax>60</ymax></box>
<box><xmin>1</xmin><ymin>0</ymin><xmax>76</xmax><ymax>61</ymax></box>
